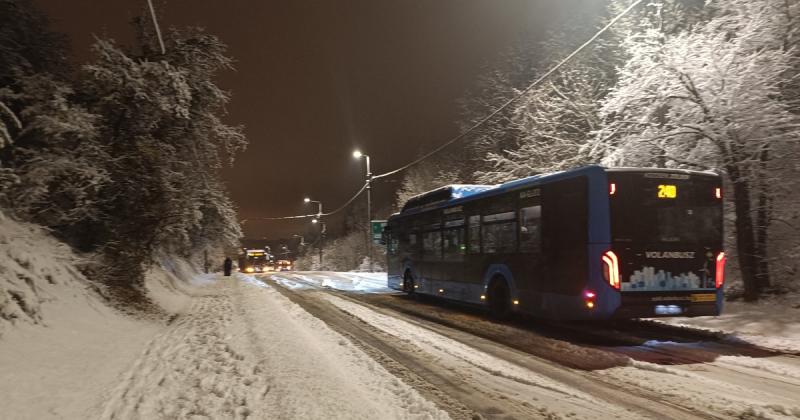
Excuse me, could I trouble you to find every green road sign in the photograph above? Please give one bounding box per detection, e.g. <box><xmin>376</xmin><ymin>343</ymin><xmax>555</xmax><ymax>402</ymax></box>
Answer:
<box><xmin>371</xmin><ymin>220</ymin><xmax>387</xmax><ymax>244</ymax></box>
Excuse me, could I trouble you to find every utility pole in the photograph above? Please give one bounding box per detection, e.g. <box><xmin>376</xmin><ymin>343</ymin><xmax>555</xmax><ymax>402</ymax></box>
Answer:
<box><xmin>353</xmin><ymin>150</ymin><xmax>373</xmax><ymax>272</ymax></box>
<box><xmin>305</xmin><ymin>197</ymin><xmax>324</xmax><ymax>270</ymax></box>
<box><xmin>145</xmin><ymin>0</ymin><xmax>166</xmax><ymax>54</ymax></box>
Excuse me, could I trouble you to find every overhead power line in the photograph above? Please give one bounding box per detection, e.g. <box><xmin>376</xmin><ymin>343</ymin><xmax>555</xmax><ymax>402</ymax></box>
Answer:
<box><xmin>372</xmin><ymin>0</ymin><xmax>643</xmax><ymax>181</ymax></box>
<box><xmin>259</xmin><ymin>0</ymin><xmax>643</xmax><ymax>222</ymax></box>
<box><xmin>255</xmin><ymin>182</ymin><xmax>369</xmax><ymax>221</ymax></box>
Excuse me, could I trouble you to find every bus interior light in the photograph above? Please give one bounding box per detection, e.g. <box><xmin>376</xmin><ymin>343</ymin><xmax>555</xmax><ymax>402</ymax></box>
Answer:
<box><xmin>715</xmin><ymin>252</ymin><xmax>726</xmax><ymax>288</ymax></box>
<box><xmin>602</xmin><ymin>250</ymin><xmax>621</xmax><ymax>290</ymax></box>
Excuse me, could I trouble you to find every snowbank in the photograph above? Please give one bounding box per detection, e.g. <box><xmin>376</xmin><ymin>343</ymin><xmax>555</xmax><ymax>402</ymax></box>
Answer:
<box><xmin>0</xmin><ymin>210</ymin><xmax>93</xmax><ymax>333</ymax></box>
<box><xmin>0</xmin><ymin>211</ymin><xmax>200</xmax><ymax>419</ymax></box>
<box><xmin>658</xmin><ymin>294</ymin><xmax>800</xmax><ymax>352</ymax></box>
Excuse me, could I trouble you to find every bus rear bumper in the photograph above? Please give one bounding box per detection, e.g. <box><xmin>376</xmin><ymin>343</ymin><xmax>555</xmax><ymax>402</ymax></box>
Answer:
<box><xmin>611</xmin><ymin>303</ymin><xmax>720</xmax><ymax>318</ymax></box>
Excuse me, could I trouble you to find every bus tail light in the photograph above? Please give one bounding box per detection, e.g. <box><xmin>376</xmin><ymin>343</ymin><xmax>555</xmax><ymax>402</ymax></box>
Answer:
<box><xmin>584</xmin><ymin>290</ymin><xmax>596</xmax><ymax>309</ymax></box>
<box><xmin>715</xmin><ymin>187</ymin><xmax>722</xmax><ymax>199</ymax></box>
<box><xmin>609</xmin><ymin>183</ymin><xmax>617</xmax><ymax>195</ymax></box>
<box><xmin>715</xmin><ymin>252</ymin><xmax>726</xmax><ymax>288</ymax></box>
<box><xmin>602</xmin><ymin>250</ymin><xmax>620</xmax><ymax>290</ymax></box>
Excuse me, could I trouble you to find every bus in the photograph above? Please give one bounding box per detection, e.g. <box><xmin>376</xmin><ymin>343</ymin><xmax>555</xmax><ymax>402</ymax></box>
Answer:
<box><xmin>385</xmin><ymin>165</ymin><xmax>725</xmax><ymax>320</ymax></box>
<box><xmin>239</xmin><ymin>248</ymin><xmax>274</xmax><ymax>273</ymax></box>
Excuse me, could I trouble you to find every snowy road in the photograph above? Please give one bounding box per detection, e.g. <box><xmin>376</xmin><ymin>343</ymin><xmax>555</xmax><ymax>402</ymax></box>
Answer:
<box><xmin>265</xmin><ymin>272</ymin><xmax>800</xmax><ymax>420</ymax></box>
<box><xmin>97</xmin><ymin>275</ymin><xmax>448</xmax><ymax>420</ymax></box>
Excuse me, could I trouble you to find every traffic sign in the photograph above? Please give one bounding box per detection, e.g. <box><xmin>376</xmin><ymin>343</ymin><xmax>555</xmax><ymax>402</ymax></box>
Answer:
<box><xmin>371</xmin><ymin>220</ymin><xmax>387</xmax><ymax>244</ymax></box>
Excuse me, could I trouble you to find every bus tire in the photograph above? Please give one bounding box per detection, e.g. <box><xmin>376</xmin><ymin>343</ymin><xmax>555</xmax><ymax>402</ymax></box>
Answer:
<box><xmin>488</xmin><ymin>277</ymin><xmax>511</xmax><ymax>320</ymax></box>
<box><xmin>403</xmin><ymin>271</ymin><xmax>415</xmax><ymax>295</ymax></box>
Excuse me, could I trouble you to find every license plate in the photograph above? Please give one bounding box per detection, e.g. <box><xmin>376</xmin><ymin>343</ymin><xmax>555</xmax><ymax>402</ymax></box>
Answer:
<box><xmin>690</xmin><ymin>293</ymin><xmax>717</xmax><ymax>302</ymax></box>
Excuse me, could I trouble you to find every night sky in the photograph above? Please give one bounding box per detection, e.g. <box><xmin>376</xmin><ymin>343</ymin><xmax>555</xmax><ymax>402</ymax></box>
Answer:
<box><xmin>33</xmin><ymin>0</ymin><xmax>595</xmax><ymax>239</ymax></box>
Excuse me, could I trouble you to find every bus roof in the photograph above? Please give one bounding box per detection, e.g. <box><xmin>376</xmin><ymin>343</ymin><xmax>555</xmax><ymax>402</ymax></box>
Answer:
<box><xmin>393</xmin><ymin>165</ymin><xmax>720</xmax><ymax>218</ymax></box>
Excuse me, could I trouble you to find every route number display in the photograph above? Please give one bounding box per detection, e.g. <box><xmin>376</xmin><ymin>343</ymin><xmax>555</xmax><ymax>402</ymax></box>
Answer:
<box><xmin>657</xmin><ymin>184</ymin><xmax>677</xmax><ymax>199</ymax></box>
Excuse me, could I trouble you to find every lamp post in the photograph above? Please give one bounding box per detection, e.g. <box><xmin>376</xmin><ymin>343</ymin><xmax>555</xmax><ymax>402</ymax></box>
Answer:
<box><xmin>353</xmin><ymin>150</ymin><xmax>372</xmax><ymax>272</ymax></box>
<box><xmin>304</xmin><ymin>198</ymin><xmax>324</xmax><ymax>270</ymax></box>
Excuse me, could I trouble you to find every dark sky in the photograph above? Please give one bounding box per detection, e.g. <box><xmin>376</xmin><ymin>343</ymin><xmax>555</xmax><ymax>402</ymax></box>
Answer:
<box><xmin>33</xmin><ymin>0</ymin><xmax>595</xmax><ymax>239</ymax></box>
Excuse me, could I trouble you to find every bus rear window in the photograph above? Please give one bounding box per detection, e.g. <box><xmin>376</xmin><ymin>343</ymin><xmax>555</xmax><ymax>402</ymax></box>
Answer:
<box><xmin>609</xmin><ymin>173</ymin><xmax>722</xmax><ymax>244</ymax></box>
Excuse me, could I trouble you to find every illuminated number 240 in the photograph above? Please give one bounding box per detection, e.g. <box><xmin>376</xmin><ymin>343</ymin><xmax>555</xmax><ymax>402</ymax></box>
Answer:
<box><xmin>658</xmin><ymin>184</ymin><xmax>677</xmax><ymax>198</ymax></box>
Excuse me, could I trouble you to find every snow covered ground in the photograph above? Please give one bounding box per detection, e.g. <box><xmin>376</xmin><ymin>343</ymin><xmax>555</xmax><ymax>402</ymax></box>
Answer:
<box><xmin>0</xmin><ymin>213</ymin><xmax>447</xmax><ymax>420</ymax></box>
<box><xmin>658</xmin><ymin>294</ymin><xmax>800</xmax><ymax>352</ymax></box>
<box><xmin>271</xmin><ymin>271</ymin><xmax>395</xmax><ymax>294</ymax></box>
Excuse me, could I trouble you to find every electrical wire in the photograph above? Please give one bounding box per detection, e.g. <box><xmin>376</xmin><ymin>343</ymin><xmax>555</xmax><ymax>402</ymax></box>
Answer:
<box><xmin>257</xmin><ymin>0</ymin><xmax>643</xmax><ymax>221</ymax></box>
<box><xmin>255</xmin><ymin>182</ymin><xmax>368</xmax><ymax>221</ymax></box>
<box><xmin>372</xmin><ymin>0</ymin><xmax>643</xmax><ymax>181</ymax></box>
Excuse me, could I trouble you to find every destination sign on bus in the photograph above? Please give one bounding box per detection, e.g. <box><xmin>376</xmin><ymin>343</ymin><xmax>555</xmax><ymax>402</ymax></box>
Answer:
<box><xmin>657</xmin><ymin>184</ymin><xmax>677</xmax><ymax>199</ymax></box>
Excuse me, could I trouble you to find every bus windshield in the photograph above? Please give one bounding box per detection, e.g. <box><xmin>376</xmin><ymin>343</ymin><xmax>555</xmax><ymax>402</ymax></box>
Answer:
<box><xmin>609</xmin><ymin>172</ymin><xmax>722</xmax><ymax>244</ymax></box>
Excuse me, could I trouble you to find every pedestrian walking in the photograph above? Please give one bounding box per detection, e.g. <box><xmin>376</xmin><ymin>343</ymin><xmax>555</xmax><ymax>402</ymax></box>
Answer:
<box><xmin>223</xmin><ymin>257</ymin><xmax>233</xmax><ymax>276</ymax></box>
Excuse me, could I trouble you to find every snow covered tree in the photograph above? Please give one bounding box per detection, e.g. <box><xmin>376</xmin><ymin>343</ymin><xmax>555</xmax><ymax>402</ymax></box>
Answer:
<box><xmin>463</xmin><ymin>4</ymin><xmax>621</xmax><ymax>184</ymax></box>
<box><xmin>590</xmin><ymin>0</ymin><xmax>800</xmax><ymax>300</ymax></box>
<box><xmin>395</xmin><ymin>158</ymin><xmax>462</xmax><ymax>210</ymax></box>
<box><xmin>79</xmin><ymin>23</ymin><xmax>246</xmax><ymax>290</ymax></box>
<box><xmin>0</xmin><ymin>75</ymin><xmax>107</xmax><ymax>244</ymax></box>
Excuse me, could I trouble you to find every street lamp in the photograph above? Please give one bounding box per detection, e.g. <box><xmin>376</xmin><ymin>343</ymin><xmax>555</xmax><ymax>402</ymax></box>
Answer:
<box><xmin>304</xmin><ymin>198</ymin><xmax>324</xmax><ymax>270</ymax></box>
<box><xmin>353</xmin><ymin>149</ymin><xmax>373</xmax><ymax>272</ymax></box>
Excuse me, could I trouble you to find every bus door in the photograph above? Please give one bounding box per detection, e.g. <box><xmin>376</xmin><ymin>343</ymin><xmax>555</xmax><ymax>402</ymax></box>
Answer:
<box><xmin>420</xmin><ymin>221</ymin><xmax>442</xmax><ymax>290</ymax></box>
<box><xmin>517</xmin><ymin>188</ymin><xmax>543</xmax><ymax>294</ymax></box>
<box><xmin>441</xmin><ymin>210</ymin><xmax>466</xmax><ymax>298</ymax></box>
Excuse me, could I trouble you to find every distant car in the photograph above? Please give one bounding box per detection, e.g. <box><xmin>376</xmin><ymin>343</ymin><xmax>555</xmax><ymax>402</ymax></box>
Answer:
<box><xmin>276</xmin><ymin>260</ymin><xmax>292</xmax><ymax>271</ymax></box>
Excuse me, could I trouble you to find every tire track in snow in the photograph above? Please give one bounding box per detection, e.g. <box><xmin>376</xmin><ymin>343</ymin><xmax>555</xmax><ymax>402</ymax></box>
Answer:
<box><xmin>267</xmin><ymin>275</ymin><xmax>655</xmax><ymax>420</ymax></box>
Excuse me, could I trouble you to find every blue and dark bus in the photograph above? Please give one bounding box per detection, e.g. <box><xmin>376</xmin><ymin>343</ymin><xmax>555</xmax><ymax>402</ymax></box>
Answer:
<box><xmin>385</xmin><ymin>166</ymin><xmax>725</xmax><ymax>320</ymax></box>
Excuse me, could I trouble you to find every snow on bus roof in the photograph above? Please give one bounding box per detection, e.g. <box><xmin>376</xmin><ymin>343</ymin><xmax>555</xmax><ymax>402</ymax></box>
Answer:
<box><xmin>400</xmin><ymin>184</ymin><xmax>496</xmax><ymax>213</ymax></box>
<box><xmin>449</xmin><ymin>184</ymin><xmax>497</xmax><ymax>198</ymax></box>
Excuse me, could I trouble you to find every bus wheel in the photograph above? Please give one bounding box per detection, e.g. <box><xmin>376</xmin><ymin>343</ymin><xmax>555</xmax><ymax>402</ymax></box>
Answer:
<box><xmin>403</xmin><ymin>272</ymin><xmax>415</xmax><ymax>295</ymax></box>
<box><xmin>488</xmin><ymin>278</ymin><xmax>511</xmax><ymax>320</ymax></box>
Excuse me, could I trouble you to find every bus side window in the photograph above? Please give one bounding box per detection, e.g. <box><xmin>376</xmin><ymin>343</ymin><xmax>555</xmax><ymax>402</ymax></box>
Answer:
<box><xmin>468</xmin><ymin>215</ymin><xmax>481</xmax><ymax>254</ymax></box>
<box><xmin>443</xmin><ymin>227</ymin><xmax>465</xmax><ymax>260</ymax></box>
<box><xmin>482</xmin><ymin>211</ymin><xmax>516</xmax><ymax>254</ymax></box>
<box><xmin>519</xmin><ymin>205</ymin><xmax>542</xmax><ymax>253</ymax></box>
<box><xmin>423</xmin><ymin>230</ymin><xmax>442</xmax><ymax>260</ymax></box>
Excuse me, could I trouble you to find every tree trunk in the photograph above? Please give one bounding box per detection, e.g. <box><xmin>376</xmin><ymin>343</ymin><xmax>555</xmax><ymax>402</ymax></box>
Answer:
<box><xmin>754</xmin><ymin>148</ymin><xmax>771</xmax><ymax>291</ymax></box>
<box><xmin>727</xmin><ymin>164</ymin><xmax>760</xmax><ymax>301</ymax></box>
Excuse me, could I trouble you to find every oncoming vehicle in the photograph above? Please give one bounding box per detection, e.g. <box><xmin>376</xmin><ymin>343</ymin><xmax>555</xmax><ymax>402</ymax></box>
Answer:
<box><xmin>276</xmin><ymin>260</ymin><xmax>293</xmax><ymax>271</ymax></box>
<box><xmin>240</xmin><ymin>249</ymin><xmax>273</xmax><ymax>273</ymax></box>
<box><xmin>385</xmin><ymin>165</ymin><xmax>725</xmax><ymax>320</ymax></box>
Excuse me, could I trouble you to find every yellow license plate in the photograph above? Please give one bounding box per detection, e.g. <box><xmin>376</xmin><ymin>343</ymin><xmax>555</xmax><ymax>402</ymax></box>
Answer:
<box><xmin>690</xmin><ymin>293</ymin><xmax>717</xmax><ymax>302</ymax></box>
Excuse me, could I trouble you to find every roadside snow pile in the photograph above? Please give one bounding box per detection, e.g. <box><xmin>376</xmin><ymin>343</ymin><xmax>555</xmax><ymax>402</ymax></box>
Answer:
<box><xmin>272</xmin><ymin>271</ymin><xmax>394</xmax><ymax>293</ymax></box>
<box><xmin>0</xmin><ymin>210</ymin><xmax>92</xmax><ymax>334</ymax></box>
<box><xmin>0</xmin><ymin>211</ymin><xmax>168</xmax><ymax>419</ymax></box>
<box><xmin>0</xmin><ymin>212</ymin><xmax>205</xmax><ymax>419</ymax></box>
<box><xmin>658</xmin><ymin>294</ymin><xmax>800</xmax><ymax>352</ymax></box>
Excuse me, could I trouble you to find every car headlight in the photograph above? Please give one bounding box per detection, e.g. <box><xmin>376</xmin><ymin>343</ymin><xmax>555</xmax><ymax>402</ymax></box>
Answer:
<box><xmin>245</xmin><ymin>267</ymin><xmax>255</xmax><ymax>273</ymax></box>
